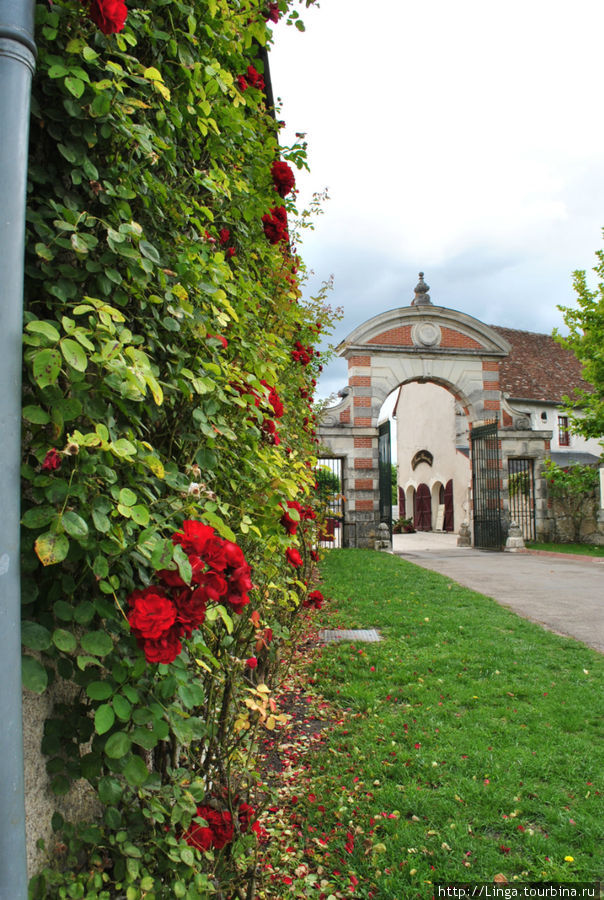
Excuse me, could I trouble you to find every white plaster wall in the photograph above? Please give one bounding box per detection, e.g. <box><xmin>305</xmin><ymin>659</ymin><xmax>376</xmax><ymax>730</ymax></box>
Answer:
<box><xmin>524</xmin><ymin>404</ymin><xmax>603</xmax><ymax>456</ymax></box>
<box><xmin>396</xmin><ymin>382</ymin><xmax>471</xmax><ymax>530</ymax></box>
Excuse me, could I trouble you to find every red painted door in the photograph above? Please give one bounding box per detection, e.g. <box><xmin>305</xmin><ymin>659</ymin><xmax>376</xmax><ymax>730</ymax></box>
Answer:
<box><xmin>414</xmin><ymin>483</ymin><xmax>431</xmax><ymax>531</ymax></box>
<box><xmin>444</xmin><ymin>479</ymin><xmax>454</xmax><ymax>531</ymax></box>
<box><xmin>398</xmin><ymin>486</ymin><xmax>406</xmax><ymax>517</ymax></box>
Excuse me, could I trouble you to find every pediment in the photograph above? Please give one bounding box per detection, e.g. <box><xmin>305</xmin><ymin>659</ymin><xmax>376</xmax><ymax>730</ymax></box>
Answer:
<box><xmin>338</xmin><ymin>305</ymin><xmax>511</xmax><ymax>357</ymax></box>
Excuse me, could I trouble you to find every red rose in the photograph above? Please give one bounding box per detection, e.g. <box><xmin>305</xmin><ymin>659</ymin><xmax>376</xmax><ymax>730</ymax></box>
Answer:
<box><xmin>219</xmin><ymin>227</ymin><xmax>230</xmax><ymax>245</ymax></box>
<box><xmin>286</xmin><ymin>547</ymin><xmax>303</xmax><ymax>568</ymax></box>
<box><xmin>303</xmin><ymin>589</ymin><xmax>324</xmax><ymax>610</ymax></box>
<box><xmin>246</xmin><ymin>65</ymin><xmax>265</xmax><ymax>90</ymax></box>
<box><xmin>141</xmin><ymin>625</ymin><xmax>182</xmax><ymax>664</ymax></box>
<box><xmin>174</xmin><ymin>587</ymin><xmax>207</xmax><ymax>635</ymax></box>
<box><xmin>237</xmin><ymin>75</ymin><xmax>248</xmax><ymax>92</ymax></box>
<box><xmin>238</xmin><ymin>802</ymin><xmax>256</xmax><ymax>832</ymax></box>
<box><xmin>246</xmin><ymin>657</ymin><xmax>258</xmax><ymax>669</ymax></box>
<box><xmin>262</xmin><ymin>206</ymin><xmax>289</xmax><ymax>245</ymax></box>
<box><xmin>271</xmin><ymin>160</ymin><xmax>296</xmax><ymax>198</ymax></box>
<box><xmin>310</xmin><ymin>549</ymin><xmax>319</xmax><ymax>562</ymax></box>
<box><xmin>280</xmin><ymin>500</ymin><xmax>303</xmax><ymax>535</ymax></box>
<box><xmin>172</xmin><ymin>520</ymin><xmax>216</xmax><ymax>557</ymax></box>
<box><xmin>128</xmin><ymin>587</ymin><xmax>176</xmax><ymax>640</ymax></box>
<box><xmin>265</xmin><ymin>2</ymin><xmax>280</xmax><ymax>23</ymax></box>
<box><xmin>184</xmin><ymin>806</ymin><xmax>234</xmax><ymax>852</ymax></box>
<box><xmin>41</xmin><ymin>448</ymin><xmax>62</xmax><ymax>472</ymax></box>
<box><xmin>260</xmin><ymin>380</ymin><xmax>284</xmax><ymax>418</ymax></box>
<box><xmin>84</xmin><ymin>0</ymin><xmax>127</xmax><ymax>34</ymax></box>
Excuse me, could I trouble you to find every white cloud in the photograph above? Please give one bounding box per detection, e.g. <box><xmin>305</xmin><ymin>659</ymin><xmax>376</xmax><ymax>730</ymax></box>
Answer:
<box><xmin>269</xmin><ymin>0</ymin><xmax>604</xmax><ymax>399</ymax></box>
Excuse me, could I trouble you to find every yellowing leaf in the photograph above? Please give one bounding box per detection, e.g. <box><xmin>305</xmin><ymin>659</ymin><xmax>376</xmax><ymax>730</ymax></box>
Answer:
<box><xmin>143</xmin><ymin>66</ymin><xmax>163</xmax><ymax>82</ymax></box>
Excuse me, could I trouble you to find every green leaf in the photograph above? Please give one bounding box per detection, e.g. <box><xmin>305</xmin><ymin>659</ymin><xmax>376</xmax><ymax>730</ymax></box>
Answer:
<box><xmin>92</xmin><ymin>555</ymin><xmax>109</xmax><ymax>578</ymax></box>
<box><xmin>119</xmin><ymin>488</ymin><xmax>137</xmax><ymax>507</ymax></box>
<box><xmin>21</xmin><ymin>506</ymin><xmax>57</xmax><ymax>529</ymax></box>
<box><xmin>90</xmin><ymin>92</ymin><xmax>112</xmax><ymax>117</ymax></box>
<box><xmin>123</xmin><ymin>755</ymin><xmax>149</xmax><ymax>787</ymax></box>
<box><xmin>131</xmin><ymin>726</ymin><xmax>158</xmax><ymax>751</ymax></box>
<box><xmin>180</xmin><ymin>846</ymin><xmax>195</xmax><ymax>866</ymax></box>
<box><xmin>92</xmin><ymin>508</ymin><xmax>111</xmax><ymax>534</ymax></box>
<box><xmin>151</xmin><ymin>538</ymin><xmax>173</xmax><ymax>570</ymax></box>
<box><xmin>177</xmin><ymin>682</ymin><xmax>205</xmax><ymax>709</ymax></box>
<box><xmin>86</xmin><ymin>681</ymin><xmax>113</xmax><ymax>701</ymax></box>
<box><xmin>113</xmin><ymin>694</ymin><xmax>132</xmax><ymax>721</ymax></box>
<box><xmin>21</xmin><ymin>621</ymin><xmax>52</xmax><ymax>651</ymax></box>
<box><xmin>104</xmin><ymin>731</ymin><xmax>131</xmax><ymax>758</ymax></box>
<box><xmin>22</xmin><ymin>655</ymin><xmax>48</xmax><ymax>693</ymax></box>
<box><xmin>26</xmin><ymin>320</ymin><xmax>61</xmax><ymax>343</ymax></box>
<box><xmin>130</xmin><ymin>505</ymin><xmax>150</xmax><ymax>526</ymax></box>
<box><xmin>60</xmin><ymin>338</ymin><xmax>88</xmax><ymax>372</ymax></box>
<box><xmin>139</xmin><ymin>240</ymin><xmax>161</xmax><ymax>264</ymax></box>
<box><xmin>32</xmin><ymin>349</ymin><xmax>62</xmax><ymax>388</ymax></box>
<box><xmin>73</xmin><ymin>602</ymin><xmax>95</xmax><ymax>625</ymax></box>
<box><xmin>35</xmin><ymin>532</ymin><xmax>69</xmax><ymax>566</ymax></box>
<box><xmin>201</xmin><ymin>510</ymin><xmax>236</xmax><ymax>542</ymax></box>
<box><xmin>53</xmin><ymin>600</ymin><xmax>74</xmax><ymax>622</ymax></box>
<box><xmin>173</xmin><ymin>544</ymin><xmax>192</xmax><ymax>584</ymax></box>
<box><xmin>52</xmin><ymin>628</ymin><xmax>77</xmax><ymax>653</ymax></box>
<box><xmin>22</xmin><ymin>405</ymin><xmax>51</xmax><ymax>425</ymax></box>
<box><xmin>64</xmin><ymin>76</ymin><xmax>85</xmax><ymax>98</ymax></box>
<box><xmin>80</xmin><ymin>631</ymin><xmax>113</xmax><ymax>657</ymax></box>
<box><xmin>98</xmin><ymin>775</ymin><xmax>123</xmax><ymax>805</ymax></box>
<box><xmin>94</xmin><ymin>703</ymin><xmax>115</xmax><ymax>735</ymax></box>
<box><xmin>111</xmin><ymin>439</ymin><xmax>136</xmax><ymax>458</ymax></box>
<box><xmin>61</xmin><ymin>510</ymin><xmax>89</xmax><ymax>539</ymax></box>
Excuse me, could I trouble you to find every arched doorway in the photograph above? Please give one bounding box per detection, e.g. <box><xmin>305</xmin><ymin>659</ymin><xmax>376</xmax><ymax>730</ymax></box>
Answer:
<box><xmin>414</xmin><ymin>484</ymin><xmax>431</xmax><ymax>530</ymax></box>
<box><xmin>316</xmin><ymin>278</ymin><xmax>553</xmax><ymax>548</ymax></box>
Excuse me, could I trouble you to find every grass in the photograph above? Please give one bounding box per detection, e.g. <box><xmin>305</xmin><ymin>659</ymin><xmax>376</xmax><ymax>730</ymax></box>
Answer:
<box><xmin>526</xmin><ymin>541</ymin><xmax>604</xmax><ymax>557</ymax></box>
<box><xmin>262</xmin><ymin>549</ymin><xmax>604</xmax><ymax>900</ymax></box>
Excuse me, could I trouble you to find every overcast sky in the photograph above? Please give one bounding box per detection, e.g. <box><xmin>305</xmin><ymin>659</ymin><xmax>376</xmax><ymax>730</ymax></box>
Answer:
<box><xmin>269</xmin><ymin>0</ymin><xmax>604</xmax><ymax>404</ymax></box>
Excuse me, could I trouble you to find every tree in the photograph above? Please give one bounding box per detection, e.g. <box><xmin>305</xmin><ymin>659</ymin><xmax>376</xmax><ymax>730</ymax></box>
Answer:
<box><xmin>555</xmin><ymin>244</ymin><xmax>604</xmax><ymax>441</ymax></box>
<box><xmin>543</xmin><ymin>459</ymin><xmax>600</xmax><ymax>542</ymax></box>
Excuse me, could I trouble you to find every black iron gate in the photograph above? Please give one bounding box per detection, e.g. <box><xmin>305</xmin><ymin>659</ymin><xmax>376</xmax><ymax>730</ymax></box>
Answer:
<box><xmin>316</xmin><ymin>457</ymin><xmax>344</xmax><ymax>548</ymax></box>
<box><xmin>508</xmin><ymin>458</ymin><xmax>536</xmax><ymax>542</ymax></box>
<box><xmin>470</xmin><ymin>420</ymin><xmax>503</xmax><ymax>550</ymax></box>
<box><xmin>378</xmin><ymin>420</ymin><xmax>392</xmax><ymax>535</ymax></box>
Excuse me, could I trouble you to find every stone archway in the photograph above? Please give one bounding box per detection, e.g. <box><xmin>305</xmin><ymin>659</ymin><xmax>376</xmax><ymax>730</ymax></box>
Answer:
<box><xmin>317</xmin><ymin>275</ymin><xmax>553</xmax><ymax>548</ymax></box>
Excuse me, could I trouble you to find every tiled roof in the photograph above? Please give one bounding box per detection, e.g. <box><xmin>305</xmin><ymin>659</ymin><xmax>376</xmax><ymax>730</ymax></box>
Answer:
<box><xmin>490</xmin><ymin>326</ymin><xmax>591</xmax><ymax>403</ymax></box>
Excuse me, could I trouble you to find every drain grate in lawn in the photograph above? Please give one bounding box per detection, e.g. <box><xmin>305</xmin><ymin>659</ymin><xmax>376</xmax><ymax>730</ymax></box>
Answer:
<box><xmin>319</xmin><ymin>628</ymin><xmax>381</xmax><ymax>643</ymax></box>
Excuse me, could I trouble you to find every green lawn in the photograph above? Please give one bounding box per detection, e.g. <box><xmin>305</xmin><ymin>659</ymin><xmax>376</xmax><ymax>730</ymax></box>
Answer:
<box><xmin>263</xmin><ymin>549</ymin><xmax>604</xmax><ymax>899</ymax></box>
<box><xmin>527</xmin><ymin>541</ymin><xmax>604</xmax><ymax>557</ymax></box>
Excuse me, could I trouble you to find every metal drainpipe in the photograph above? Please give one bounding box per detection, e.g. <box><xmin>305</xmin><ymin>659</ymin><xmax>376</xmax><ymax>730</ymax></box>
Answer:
<box><xmin>0</xmin><ymin>0</ymin><xmax>36</xmax><ymax>895</ymax></box>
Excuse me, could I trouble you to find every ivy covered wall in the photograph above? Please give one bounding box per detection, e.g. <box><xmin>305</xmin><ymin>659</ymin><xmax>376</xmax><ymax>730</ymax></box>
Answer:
<box><xmin>20</xmin><ymin>0</ymin><xmax>333</xmax><ymax>895</ymax></box>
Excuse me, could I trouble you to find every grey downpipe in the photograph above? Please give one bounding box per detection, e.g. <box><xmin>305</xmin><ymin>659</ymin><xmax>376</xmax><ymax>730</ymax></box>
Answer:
<box><xmin>0</xmin><ymin>0</ymin><xmax>36</xmax><ymax>895</ymax></box>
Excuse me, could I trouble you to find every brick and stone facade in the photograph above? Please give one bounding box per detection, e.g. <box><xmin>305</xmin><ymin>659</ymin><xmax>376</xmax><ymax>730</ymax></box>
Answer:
<box><xmin>317</xmin><ymin>279</ymin><xmax>600</xmax><ymax>548</ymax></box>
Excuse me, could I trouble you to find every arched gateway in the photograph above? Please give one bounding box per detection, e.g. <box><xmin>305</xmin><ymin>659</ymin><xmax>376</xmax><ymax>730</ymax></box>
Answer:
<box><xmin>318</xmin><ymin>275</ymin><xmax>553</xmax><ymax>549</ymax></box>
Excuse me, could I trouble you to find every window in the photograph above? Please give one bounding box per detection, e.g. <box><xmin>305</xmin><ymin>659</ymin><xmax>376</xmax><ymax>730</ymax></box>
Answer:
<box><xmin>558</xmin><ymin>415</ymin><xmax>570</xmax><ymax>446</ymax></box>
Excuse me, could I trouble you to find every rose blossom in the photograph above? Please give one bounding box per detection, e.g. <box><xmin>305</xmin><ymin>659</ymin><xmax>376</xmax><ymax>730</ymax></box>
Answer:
<box><xmin>262</xmin><ymin>206</ymin><xmax>288</xmax><ymax>244</ymax></box>
<box><xmin>127</xmin><ymin>587</ymin><xmax>177</xmax><ymax>640</ymax></box>
<box><xmin>184</xmin><ymin>806</ymin><xmax>234</xmax><ymax>852</ymax></box>
<box><xmin>41</xmin><ymin>448</ymin><xmax>62</xmax><ymax>472</ymax></box>
<box><xmin>271</xmin><ymin>160</ymin><xmax>296</xmax><ymax>198</ymax></box>
<box><xmin>303</xmin><ymin>589</ymin><xmax>324</xmax><ymax>610</ymax></box>
<box><xmin>246</xmin><ymin>657</ymin><xmax>258</xmax><ymax>669</ymax></box>
<box><xmin>140</xmin><ymin>626</ymin><xmax>182</xmax><ymax>665</ymax></box>
<box><xmin>84</xmin><ymin>0</ymin><xmax>127</xmax><ymax>34</ymax></box>
<box><xmin>286</xmin><ymin>547</ymin><xmax>303</xmax><ymax>568</ymax></box>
